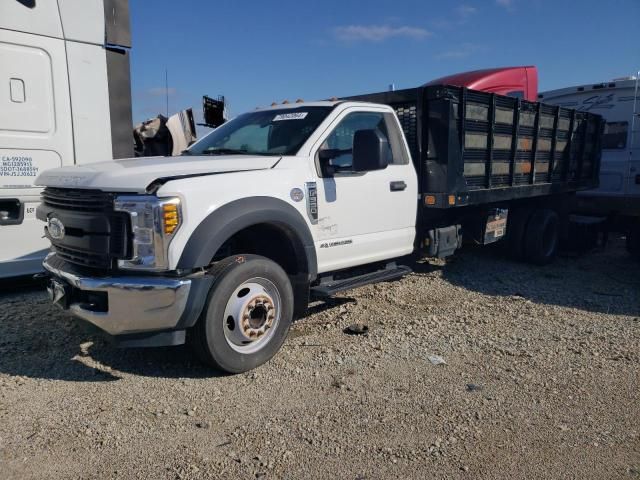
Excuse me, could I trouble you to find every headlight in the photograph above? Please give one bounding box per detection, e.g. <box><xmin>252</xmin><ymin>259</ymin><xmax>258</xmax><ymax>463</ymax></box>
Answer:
<box><xmin>114</xmin><ymin>195</ymin><xmax>182</xmax><ymax>271</ymax></box>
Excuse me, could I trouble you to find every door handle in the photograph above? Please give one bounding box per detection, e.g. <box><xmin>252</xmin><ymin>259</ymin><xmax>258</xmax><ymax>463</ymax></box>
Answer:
<box><xmin>390</xmin><ymin>181</ymin><xmax>407</xmax><ymax>192</ymax></box>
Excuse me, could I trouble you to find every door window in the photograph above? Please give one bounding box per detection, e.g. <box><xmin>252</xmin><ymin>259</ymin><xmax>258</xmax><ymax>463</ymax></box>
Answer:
<box><xmin>602</xmin><ymin>121</ymin><xmax>628</xmax><ymax>150</ymax></box>
<box><xmin>321</xmin><ymin>112</ymin><xmax>393</xmax><ymax>169</ymax></box>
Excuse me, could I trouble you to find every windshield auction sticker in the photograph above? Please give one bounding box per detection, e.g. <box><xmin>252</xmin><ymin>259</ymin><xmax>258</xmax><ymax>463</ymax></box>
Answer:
<box><xmin>273</xmin><ymin>112</ymin><xmax>308</xmax><ymax>121</ymax></box>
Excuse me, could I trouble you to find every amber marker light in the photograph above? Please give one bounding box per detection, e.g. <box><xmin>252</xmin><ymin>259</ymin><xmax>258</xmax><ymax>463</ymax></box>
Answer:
<box><xmin>162</xmin><ymin>202</ymin><xmax>180</xmax><ymax>235</ymax></box>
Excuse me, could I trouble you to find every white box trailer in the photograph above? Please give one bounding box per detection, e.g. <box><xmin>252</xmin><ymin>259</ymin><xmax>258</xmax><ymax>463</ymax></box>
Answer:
<box><xmin>539</xmin><ymin>75</ymin><xmax>640</xmax><ymax>254</ymax></box>
<box><xmin>0</xmin><ymin>0</ymin><xmax>132</xmax><ymax>278</ymax></box>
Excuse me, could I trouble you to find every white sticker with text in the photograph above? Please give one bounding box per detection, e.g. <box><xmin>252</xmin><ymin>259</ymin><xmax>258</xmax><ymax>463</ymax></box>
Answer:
<box><xmin>273</xmin><ymin>112</ymin><xmax>308</xmax><ymax>121</ymax></box>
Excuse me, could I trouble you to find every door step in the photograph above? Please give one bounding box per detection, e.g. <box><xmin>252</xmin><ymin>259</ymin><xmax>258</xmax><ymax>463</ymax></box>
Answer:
<box><xmin>310</xmin><ymin>264</ymin><xmax>412</xmax><ymax>298</ymax></box>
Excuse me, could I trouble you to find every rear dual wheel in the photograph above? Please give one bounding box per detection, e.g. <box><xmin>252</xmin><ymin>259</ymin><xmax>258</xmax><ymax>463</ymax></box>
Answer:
<box><xmin>506</xmin><ymin>208</ymin><xmax>530</xmax><ymax>260</ymax></box>
<box><xmin>524</xmin><ymin>209</ymin><xmax>560</xmax><ymax>265</ymax></box>
<box><xmin>506</xmin><ymin>208</ymin><xmax>559</xmax><ymax>265</ymax></box>
<box><xmin>190</xmin><ymin>255</ymin><xmax>294</xmax><ymax>373</ymax></box>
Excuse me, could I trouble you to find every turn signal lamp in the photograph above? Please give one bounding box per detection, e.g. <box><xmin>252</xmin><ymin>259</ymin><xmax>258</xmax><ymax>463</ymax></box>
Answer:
<box><xmin>425</xmin><ymin>195</ymin><xmax>436</xmax><ymax>206</ymax></box>
<box><xmin>163</xmin><ymin>202</ymin><xmax>180</xmax><ymax>235</ymax></box>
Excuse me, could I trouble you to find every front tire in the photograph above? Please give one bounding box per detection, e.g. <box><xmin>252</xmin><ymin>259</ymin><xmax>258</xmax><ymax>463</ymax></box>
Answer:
<box><xmin>191</xmin><ymin>255</ymin><xmax>294</xmax><ymax>373</ymax></box>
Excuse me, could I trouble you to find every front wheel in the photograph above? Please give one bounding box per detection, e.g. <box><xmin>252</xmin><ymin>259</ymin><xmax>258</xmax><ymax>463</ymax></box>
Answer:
<box><xmin>190</xmin><ymin>255</ymin><xmax>294</xmax><ymax>373</ymax></box>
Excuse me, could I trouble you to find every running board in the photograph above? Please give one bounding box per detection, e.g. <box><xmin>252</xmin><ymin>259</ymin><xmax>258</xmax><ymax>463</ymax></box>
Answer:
<box><xmin>310</xmin><ymin>264</ymin><xmax>412</xmax><ymax>298</ymax></box>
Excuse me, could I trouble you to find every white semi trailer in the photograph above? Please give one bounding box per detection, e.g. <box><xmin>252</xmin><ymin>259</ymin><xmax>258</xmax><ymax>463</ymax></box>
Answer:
<box><xmin>540</xmin><ymin>75</ymin><xmax>640</xmax><ymax>256</ymax></box>
<box><xmin>0</xmin><ymin>0</ymin><xmax>133</xmax><ymax>278</ymax></box>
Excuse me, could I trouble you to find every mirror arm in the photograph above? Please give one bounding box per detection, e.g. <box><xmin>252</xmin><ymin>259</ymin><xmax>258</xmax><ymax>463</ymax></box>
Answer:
<box><xmin>319</xmin><ymin>148</ymin><xmax>352</xmax><ymax>161</ymax></box>
<box><xmin>318</xmin><ymin>148</ymin><xmax>353</xmax><ymax>176</ymax></box>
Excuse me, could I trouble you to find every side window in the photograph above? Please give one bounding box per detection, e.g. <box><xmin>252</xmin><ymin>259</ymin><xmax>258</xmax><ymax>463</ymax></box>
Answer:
<box><xmin>321</xmin><ymin>112</ymin><xmax>393</xmax><ymax>169</ymax></box>
<box><xmin>602</xmin><ymin>121</ymin><xmax>628</xmax><ymax>150</ymax></box>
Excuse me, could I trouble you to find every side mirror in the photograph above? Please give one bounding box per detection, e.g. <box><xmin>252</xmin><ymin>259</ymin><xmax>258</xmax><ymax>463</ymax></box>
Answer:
<box><xmin>352</xmin><ymin>129</ymin><xmax>391</xmax><ymax>172</ymax></box>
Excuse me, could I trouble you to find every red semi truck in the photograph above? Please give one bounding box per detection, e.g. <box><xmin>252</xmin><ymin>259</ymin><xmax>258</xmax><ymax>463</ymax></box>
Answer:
<box><xmin>425</xmin><ymin>65</ymin><xmax>539</xmax><ymax>102</ymax></box>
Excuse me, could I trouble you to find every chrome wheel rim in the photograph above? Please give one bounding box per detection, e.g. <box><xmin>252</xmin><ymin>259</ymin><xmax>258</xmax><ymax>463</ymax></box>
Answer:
<box><xmin>222</xmin><ymin>277</ymin><xmax>281</xmax><ymax>354</ymax></box>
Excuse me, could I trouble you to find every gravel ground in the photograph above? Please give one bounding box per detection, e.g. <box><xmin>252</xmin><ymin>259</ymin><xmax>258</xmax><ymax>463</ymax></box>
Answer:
<box><xmin>1</xmin><ymin>238</ymin><xmax>639</xmax><ymax>479</ymax></box>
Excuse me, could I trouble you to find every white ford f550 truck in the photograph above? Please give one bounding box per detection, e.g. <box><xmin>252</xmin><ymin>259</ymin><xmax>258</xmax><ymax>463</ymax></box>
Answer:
<box><xmin>36</xmin><ymin>85</ymin><xmax>603</xmax><ymax>373</ymax></box>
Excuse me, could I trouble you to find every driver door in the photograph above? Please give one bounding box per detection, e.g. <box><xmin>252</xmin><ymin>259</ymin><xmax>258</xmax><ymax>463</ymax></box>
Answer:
<box><xmin>311</xmin><ymin>108</ymin><xmax>417</xmax><ymax>273</ymax></box>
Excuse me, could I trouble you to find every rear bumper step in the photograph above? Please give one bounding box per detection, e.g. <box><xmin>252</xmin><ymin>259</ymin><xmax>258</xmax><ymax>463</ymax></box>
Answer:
<box><xmin>311</xmin><ymin>264</ymin><xmax>412</xmax><ymax>298</ymax></box>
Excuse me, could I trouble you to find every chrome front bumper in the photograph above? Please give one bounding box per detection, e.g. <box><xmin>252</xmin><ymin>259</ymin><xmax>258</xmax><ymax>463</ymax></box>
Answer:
<box><xmin>43</xmin><ymin>253</ymin><xmax>192</xmax><ymax>336</ymax></box>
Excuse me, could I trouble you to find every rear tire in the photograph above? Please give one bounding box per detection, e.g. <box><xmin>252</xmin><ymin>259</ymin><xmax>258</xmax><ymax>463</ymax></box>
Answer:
<box><xmin>506</xmin><ymin>209</ymin><xmax>531</xmax><ymax>260</ymax></box>
<box><xmin>523</xmin><ymin>209</ymin><xmax>559</xmax><ymax>265</ymax></box>
<box><xmin>190</xmin><ymin>254</ymin><xmax>294</xmax><ymax>374</ymax></box>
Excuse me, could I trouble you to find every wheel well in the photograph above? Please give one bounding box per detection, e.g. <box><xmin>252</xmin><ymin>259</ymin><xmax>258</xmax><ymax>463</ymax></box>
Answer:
<box><xmin>212</xmin><ymin>223</ymin><xmax>306</xmax><ymax>276</ymax></box>
<box><xmin>212</xmin><ymin>223</ymin><xmax>311</xmax><ymax>319</ymax></box>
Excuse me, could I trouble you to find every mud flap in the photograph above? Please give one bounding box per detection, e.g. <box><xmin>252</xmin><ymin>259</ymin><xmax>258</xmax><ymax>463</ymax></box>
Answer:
<box><xmin>426</xmin><ymin>225</ymin><xmax>462</xmax><ymax>258</ymax></box>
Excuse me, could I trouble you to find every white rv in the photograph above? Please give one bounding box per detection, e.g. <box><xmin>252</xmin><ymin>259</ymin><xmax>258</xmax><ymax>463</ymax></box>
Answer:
<box><xmin>539</xmin><ymin>75</ymin><xmax>640</xmax><ymax>254</ymax></box>
<box><xmin>0</xmin><ymin>0</ymin><xmax>133</xmax><ymax>278</ymax></box>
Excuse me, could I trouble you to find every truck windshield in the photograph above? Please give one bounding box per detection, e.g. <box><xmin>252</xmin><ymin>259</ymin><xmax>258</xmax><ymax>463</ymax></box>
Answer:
<box><xmin>187</xmin><ymin>106</ymin><xmax>334</xmax><ymax>156</ymax></box>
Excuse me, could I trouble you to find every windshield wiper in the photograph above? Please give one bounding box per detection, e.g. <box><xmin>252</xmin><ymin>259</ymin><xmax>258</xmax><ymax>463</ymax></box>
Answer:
<box><xmin>201</xmin><ymin>148</ymin><xmax>250</xmax><ymax>155</ymax></box>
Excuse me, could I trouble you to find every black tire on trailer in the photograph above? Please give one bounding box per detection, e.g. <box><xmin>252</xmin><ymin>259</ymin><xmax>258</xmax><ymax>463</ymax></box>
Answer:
<box><xmin>190</xmin><ymin>254</ymin><xmax>294</xmax><ymax>374</ymax></box>
<box><xmin>626</xmin><ymin>220</ymin><xmax>640</xmax><ymax>260</ymax></box>
<box><xmin>523</xmin><ymin>209</ymin><xmax>560</xmax><ymax>265</ymax></box>
<box><xmin>506</xmin><ymin>209</ymin><xmax>531</xmax><ymax>260</ymax></box>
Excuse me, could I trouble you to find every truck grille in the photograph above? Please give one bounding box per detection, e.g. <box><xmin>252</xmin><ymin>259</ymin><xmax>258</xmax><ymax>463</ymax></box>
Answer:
<box><xmin>41</xmin><ymin>187</ymin><xmax>131</xmax><ymax>270</ymax></box>
<box><xmin>53</xmin><ymin>244</ymin><xmax>116</xmax><ymax>269</ymax></box>
<box><xmin>42</xmin><ymin>187</ymin><xmax>113</xmax><ymax>212</ymax></box>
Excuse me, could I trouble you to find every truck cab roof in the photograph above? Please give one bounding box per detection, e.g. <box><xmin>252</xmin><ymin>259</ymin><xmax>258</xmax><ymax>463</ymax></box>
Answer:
<box><xmin>255</xmin><ymin>100</ymin><xmax>394</xmax><ymax>112</ymax></box>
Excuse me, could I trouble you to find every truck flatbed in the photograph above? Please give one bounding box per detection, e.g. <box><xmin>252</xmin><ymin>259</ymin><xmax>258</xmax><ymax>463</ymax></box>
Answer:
<box><xmin>346</xmin><ymin>85</ymin><xmax>604</xmax><ymax>208</ymax></box>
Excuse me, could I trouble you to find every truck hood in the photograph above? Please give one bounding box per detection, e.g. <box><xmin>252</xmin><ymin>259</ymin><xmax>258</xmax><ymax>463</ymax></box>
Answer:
<box><xmin>35</xmin><ymin>155</ymin><xmax>280</xmax><ymax>193</ymax></box>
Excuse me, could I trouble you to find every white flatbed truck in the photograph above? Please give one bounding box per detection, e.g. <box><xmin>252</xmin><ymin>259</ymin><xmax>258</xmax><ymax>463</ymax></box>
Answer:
<box><xmin>34</xmin><ymin>80</ymin><xmax>603</xmax><ymax>373</ymax></box>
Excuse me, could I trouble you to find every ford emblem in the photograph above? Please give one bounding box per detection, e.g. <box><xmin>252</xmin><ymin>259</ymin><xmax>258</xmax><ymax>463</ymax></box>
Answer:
<box><xmin>48</xmin><ymin>217</ymin><xmax>65</xmax><ymax>240</ymax></box>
